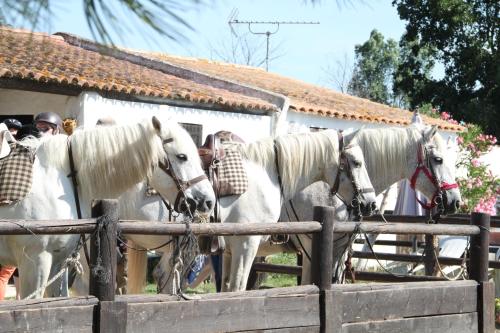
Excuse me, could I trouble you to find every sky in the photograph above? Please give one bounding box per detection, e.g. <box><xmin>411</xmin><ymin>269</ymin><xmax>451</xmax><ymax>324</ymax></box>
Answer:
<box><xmin>15</xmin><ymin>0</ymin><xmax>407</xmax><ymax>89</ymax></box>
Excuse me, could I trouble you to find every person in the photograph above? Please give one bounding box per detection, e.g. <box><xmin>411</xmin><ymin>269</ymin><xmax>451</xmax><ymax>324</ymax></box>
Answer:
<box><xmin>2</xmin><ymin>118</ymin><xmax>22</xmax><ymax>139</ymax></box>
<box><xmin>33</xmin><ymin>112</ymin><xmax>63</xmax><ymax>137</ymax></box>
<box><xmin>0</xmin><ymin>113</ymin><xmax>64</xmax><ymax>299</ymax></box>
<box><xmin>0</xmin><ymin>265</ymin><xmax>18</xmax><ymax>300</ymax></box>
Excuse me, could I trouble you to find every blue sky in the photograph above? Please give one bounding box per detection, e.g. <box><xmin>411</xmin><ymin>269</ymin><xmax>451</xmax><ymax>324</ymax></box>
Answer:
<box><xmin>17</xmin><ymin>0</ymin><xmax>407</xmax><ymax>88</ymax></box>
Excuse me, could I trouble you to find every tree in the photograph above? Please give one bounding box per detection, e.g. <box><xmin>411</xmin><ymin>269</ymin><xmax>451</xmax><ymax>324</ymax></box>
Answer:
<box><xmin>347</xmin><ymin>29</ymin><xmax>401</xmax><ymax>106</ymax></box>
<box><xmin>392</xmin><ymin>0</ymin><xmax>500</xmax><ymax>137</ymax></box>
<box><xmin>0</xmin><ymin>0</ymin><xmax>201</xmax><ymax>45</ymax></box>
<box><xmin>0</xmin><ymin>1</ymin><xmax>368</xmax><ymax>46</ymax></box>
<box><xmin>322</xmin><ymin>53</ymin><xmax>354</xmax><ymax>93</ymax></box>
<box><xmin>207</xmin><ymin>31</ymin><xmax>284</xmax><ymax>69</ymax></box>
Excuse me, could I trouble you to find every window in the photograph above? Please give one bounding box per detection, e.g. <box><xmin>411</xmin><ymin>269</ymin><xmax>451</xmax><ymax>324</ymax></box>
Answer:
<box><xmin>309</xmin><ymin>126</ymin><xmax>328</xmax><ymax>132</ymax></box>
<box><xmin>180</xmin><ymin>123</ymin><xmax>203</xmax><ymax>147</ymax></box>
<box><xmin>0</xmin><ymin>115</ymin><xmax>34</xmax><ymax>126</ymax></box>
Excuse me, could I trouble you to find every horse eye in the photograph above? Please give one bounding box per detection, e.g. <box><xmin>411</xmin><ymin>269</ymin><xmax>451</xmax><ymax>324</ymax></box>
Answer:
<box><xmin>434</xmin><ymin>157</ymin><xmax>443</xmax><ymax>164</ymax></box>
<box><xmin>176</xmin><ymin>154</ymin><xmax>188</xmax><ymax>161</ymax></box>
<box><xmin>353</xmin><ymin>161</ymin><xmax>362</xmax><ymax>168</ymax></box>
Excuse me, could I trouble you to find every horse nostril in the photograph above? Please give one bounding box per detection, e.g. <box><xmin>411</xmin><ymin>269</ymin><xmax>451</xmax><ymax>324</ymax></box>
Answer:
<box><xmin>371</xmin><ymin>202</ymin><xmax>377</xmax><ymax>211</ymax></box>
<box><xmin>454</xmin><ymin>200</ymin><xmax>461</xmax><ymax>210</ymax></box>
<box><xmin>205</xmin><ymin>200</ymin><xmax>213</xmax><ymax>210</ymax></box>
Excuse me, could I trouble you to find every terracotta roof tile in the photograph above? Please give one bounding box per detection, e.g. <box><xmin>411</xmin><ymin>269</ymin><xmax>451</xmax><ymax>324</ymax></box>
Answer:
<box><xmin>141</xmin><ymin>53</ymin><xmax>463</xmax><ymax>132</ymax></box>
<box><xmin>0</xmin><ymin>27</ymin><xmax>276</xmax><ymax>113</ymax></box>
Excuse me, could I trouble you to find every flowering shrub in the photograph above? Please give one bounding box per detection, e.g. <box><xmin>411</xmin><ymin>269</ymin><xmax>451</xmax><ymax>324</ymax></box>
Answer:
<box><xmin>455</xmin><ymin>124</ymin><xmax>499</xmax><ymax>215</ymax></box>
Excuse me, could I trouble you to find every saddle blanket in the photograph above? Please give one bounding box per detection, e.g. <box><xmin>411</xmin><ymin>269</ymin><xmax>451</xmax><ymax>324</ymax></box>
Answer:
<box><xmin>218</xmin><ymin>145</ymin><xmax>248</xmax><ymax>197</ymax></box>
<box><xmin>0</xmin><ymin>142</ymin><xmax>35</xmax><ymax>205</ymax></box>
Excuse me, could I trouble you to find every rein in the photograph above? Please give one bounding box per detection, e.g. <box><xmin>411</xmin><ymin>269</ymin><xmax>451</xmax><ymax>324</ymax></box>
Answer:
<box><xmin>67</xmin><ymin>139</ymin><xmax>91</xmax><ymax>266</ymax></box>
<box><xmin>409</xmin><ymin>143</ymin><xmax>458</xmax><ymax>211</ymax></box>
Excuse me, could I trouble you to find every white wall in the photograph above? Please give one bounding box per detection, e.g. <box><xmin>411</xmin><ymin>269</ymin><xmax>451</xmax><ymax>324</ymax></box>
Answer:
<box><xmin>80</xmin><ymin>92</ymin><xmax>272</xmax><ymax>143</ymax></box>
<box><xmin>0</xmin><ymin>88</ymin><xmax>80</xmax><ymax>120</ymax></box>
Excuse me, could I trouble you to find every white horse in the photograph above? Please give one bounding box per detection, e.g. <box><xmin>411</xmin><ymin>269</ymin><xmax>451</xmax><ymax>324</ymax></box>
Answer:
<box><xmin>0</xmin><ymin>118</ymin><xmax>215</xmax><ymax>299</ymax></box>
<box><xmin>282</xmin><ymin>124</ymin><xmax>462</xmax><ymax>282</ymax></box>
<box><xmin>217</xmin><ymin>130</ymin><xmax>377</xmax><ymax>292</ymax></box>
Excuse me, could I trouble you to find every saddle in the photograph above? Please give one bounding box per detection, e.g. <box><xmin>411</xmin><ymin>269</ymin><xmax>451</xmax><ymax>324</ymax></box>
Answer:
<box><xmin>198</xmin><ymin>134</ymin><xmax>225</xmax><ymax>171</ymax></box>
<box><xmin>0</xmin><ymin>139</ymin><xmax>35</xmax><ymax>205</ymax></box>
<box><xmin>198</xmin><ymin>131</ymin><xmax>244</xmax><ymax>170</ymax></box>
<box><xmin>197</xmin><ymin>131</ymin><xmax>246</xmax><ymax>255</ymax></box>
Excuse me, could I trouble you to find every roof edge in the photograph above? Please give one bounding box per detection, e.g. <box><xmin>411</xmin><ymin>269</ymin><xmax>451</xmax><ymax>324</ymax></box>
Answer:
<box><xmin>54</xmin><ymin>32</ymin><xmax>287</xmax><ymax>111</ymax></box>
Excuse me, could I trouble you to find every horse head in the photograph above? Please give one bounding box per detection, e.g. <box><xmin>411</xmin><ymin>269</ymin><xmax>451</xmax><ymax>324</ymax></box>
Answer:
<box><xmin>329</xmin><ymin>131</ymin><xmax>377</xmax><ymax>217</ymax></box>
<box><xmin>149</xmin><ymin>117</ymin><xmax>215</xmax><ymax>217</ymax></box>
<box><xmin>410</xmin><ymin>125</ymin><xmax>462</xmax><ymax>215</ymax></box>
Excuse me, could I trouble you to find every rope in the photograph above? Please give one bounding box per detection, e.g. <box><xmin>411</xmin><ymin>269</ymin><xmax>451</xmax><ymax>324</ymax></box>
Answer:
<box><xmin>23</xmin><ymin>249</ymin><xmax>85</xmax><ymax>300</ymax></box>
<box><xmin>433</xmin><ymin>239</ymin><xmax>469</xmax><ymax>281</ymax></box>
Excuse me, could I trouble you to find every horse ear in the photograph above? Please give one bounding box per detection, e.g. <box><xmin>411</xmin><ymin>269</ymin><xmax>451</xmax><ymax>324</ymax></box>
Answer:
<box><xmin>422</xmin><ymin>125</ymin><xmax>437</xmax><ymax>142</ymax></box>
<box><xmin>152</xmin><ymin>116</ymin><xmax>162</xmax><ymax>133</ymax></box>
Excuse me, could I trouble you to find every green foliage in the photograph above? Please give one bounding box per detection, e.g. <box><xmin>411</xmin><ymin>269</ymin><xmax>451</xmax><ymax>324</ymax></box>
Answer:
<box><xmin>260</xmin><ymin>253</ymin><xmax>298</xmax><ymax>288</ymax></box>
<box><xmin>348</xmin><ymin>30</ymin><xmax>401</xmax><ymax>106</ymax></box>
<box><xmin>392</xmin><ymin>0</ymin><xmax>500</xmax><ymax>137</ymax></box>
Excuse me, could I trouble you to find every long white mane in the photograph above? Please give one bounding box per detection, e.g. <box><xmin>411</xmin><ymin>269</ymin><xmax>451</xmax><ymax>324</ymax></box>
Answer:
<box><xmin>239</xmin><ymin>130</ymin><xmax>339</xmax><ymax>198</ymax></box>
<box><xmin>37</xmin><ymin>121</ymin><xmax>164</xmax><ymax>199</ymax></box>
<box><xmin>354</xmin><ymin>125</ymin><xmax>443</xmax><ymax>192</ymax></box>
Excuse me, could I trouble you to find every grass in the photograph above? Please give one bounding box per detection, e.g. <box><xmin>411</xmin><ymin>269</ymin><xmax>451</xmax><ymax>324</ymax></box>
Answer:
<box><xmin>145</xmin><ymin>253</ymin><xmax>298</xmax><ymax>294</ymax></box>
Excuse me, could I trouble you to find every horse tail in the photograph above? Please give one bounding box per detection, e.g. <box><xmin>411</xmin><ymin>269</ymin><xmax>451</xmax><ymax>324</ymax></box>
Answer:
<box><xmin>127</xmin><ymin>240</ymin><xmax>148</xmax><ymax>294</ymax></box>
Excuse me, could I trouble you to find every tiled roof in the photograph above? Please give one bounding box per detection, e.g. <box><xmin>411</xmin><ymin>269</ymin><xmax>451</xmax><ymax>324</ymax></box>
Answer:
<box><xmin>0</xmin><ymin>27</ymin><xmax>277</xmax><ymax>113</ymax></box>
<box><xmin>0</xmin><ymin>26</ymin><xmax>462</xmax><ymax>131</ymax></box>
<box><xmin>139</xmin><ymin>53</ymin><xmax>464</xmax><ymax>132</ymax></box>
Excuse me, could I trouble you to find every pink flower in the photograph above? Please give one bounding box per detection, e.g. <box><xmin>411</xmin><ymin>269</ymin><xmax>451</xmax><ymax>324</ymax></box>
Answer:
<box><xmin>457</xmin><ymin>136</ymin><xmax>464</xmax><ymax>145</ymax></box>
<box><xmin>472</xmin><ymin>159</ymin><xmax>481</xmax><ymax>167</ymax></box>
<box><xmin>440</xmin><ymin>112</ymin><xmax>451</xmax><ymax>120</ymax></box>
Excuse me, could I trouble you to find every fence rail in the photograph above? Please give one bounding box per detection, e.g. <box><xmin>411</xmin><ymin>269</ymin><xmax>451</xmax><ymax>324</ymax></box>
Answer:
<box><xmin>0</xmin><ymin>202</ymin><xmax>494</xmax><ymax>333</ymax></box>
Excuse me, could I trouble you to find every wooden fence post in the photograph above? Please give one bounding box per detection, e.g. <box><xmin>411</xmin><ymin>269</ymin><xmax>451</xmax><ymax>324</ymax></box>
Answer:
<box><xmin>90</xmin><ymin>199</ymin><xmax>121</xmax><ymax>333</ymax></box>
<box><xmin>311</xmin><ymin>206</ymin><xmax>335</xmax><ymax>333</ymax></box>
<box><xmin>424</xmin><ymin>234</ymin><xmax>438</xmax><ymax>276</ymax></box>
<box><xmin>470</xmin><ymin>212</ymin><xmax>494</xmax><ymax>333</ymax></box>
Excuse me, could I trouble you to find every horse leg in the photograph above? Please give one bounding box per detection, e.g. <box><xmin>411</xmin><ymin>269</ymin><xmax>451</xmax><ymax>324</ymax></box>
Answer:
<box><xmin>354</xmin><ymin>233</ymin><xmax>379</xmax><ymax>271</ymax></box>
<box><xmin>153</xmin><ymin>252</ymin><xmax>176</xmax><ymax>294</ymax></box>
<box><xmin>45</xmin><ymin>264</ymin><xmax>69</xmax><ymax>297</ymax></box>
<box><xmin>227</xmin><ymin>235</ymin><xmax>261</xmax><ymax>292</ymax></box>
<box><xmin>18</xmin><ymin>251</ymin><xmax>53</xmax><ymax>299</ymax></box>
<box><xmin>221</xmin><ymin>247</ymin><xmax>232</xmax><ymax>292</ymax></box>
<box><xmin>293</xmin><ymin>235</ymin><xmax>313</xmax><ymax>285</ymax></box>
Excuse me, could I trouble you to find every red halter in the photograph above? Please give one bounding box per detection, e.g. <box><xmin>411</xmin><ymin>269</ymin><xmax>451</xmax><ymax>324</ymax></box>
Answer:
<box><xmin>409</xmin><ymin>144</ymin><xmax>458</xmax><ymax>210</ymax></box>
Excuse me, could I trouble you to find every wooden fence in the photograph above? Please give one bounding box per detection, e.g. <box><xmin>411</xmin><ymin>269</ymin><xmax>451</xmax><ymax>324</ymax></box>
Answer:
<box><xmin>0</xmin><ymin>201</ymin><xmax>494</xmax><ymax>333</ymax></box>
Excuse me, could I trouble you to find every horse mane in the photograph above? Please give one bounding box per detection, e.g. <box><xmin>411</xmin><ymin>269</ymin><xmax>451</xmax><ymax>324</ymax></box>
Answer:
<box><xmin>37</xmin><ymin>121</ymin><xmax>164</xmax><ymax>199</ymax></box>
<box><xmin>239</xmin><ymin>130</ymin><xmax>339</xmax><ymax>198</ymax></box>
<box><xmin>353</xmin><ymin>125</ymin><xmax>425</xmax><ymax>192</ymax></box>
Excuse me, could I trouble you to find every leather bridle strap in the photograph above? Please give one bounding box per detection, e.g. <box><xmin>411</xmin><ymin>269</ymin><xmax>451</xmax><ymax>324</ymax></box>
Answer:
<box><xmin>410</xmin><ymin>144</ymin><xmax>458</xmax><ymax>210</ymax></box>
<box><xmin>331</xmin><ymin>131</ymin><xmax>345</xmax><ymax>195</ymax></box>
<box><xmin>67</xmin><ymin>139</ymin><xmax>90</xmax><ymax>266</ymax></box>
<box><xmin>157</xmin><ymin>156</ymin><xmax>207</xmax><ymax>215</ymax></box>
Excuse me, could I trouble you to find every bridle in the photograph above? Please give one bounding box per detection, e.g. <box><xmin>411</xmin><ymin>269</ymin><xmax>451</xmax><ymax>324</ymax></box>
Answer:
<box><xmin>157</xmin><ymin>137</ymin><xmax>208</xmax><ymax>217</ymax></box>
<box><xmin>331</xmin><ymin>132</ymin><xmax>375</xmax><ymax>216</ymax></box>
<box><xmin>409</xmin><ymin>142</ymin><xmax>458</xmax><ymax>211</ymax></box>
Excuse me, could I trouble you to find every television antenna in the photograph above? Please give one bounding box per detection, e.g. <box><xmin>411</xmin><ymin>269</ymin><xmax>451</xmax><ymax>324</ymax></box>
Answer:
<box><xmin>228</xmin><ymin>9</ymin><xmax>319</xmax><ymax>71</ymax></box>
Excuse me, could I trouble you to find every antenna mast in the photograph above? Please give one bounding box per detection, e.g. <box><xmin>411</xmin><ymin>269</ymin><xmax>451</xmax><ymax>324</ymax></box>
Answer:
<box><xmin>228</xmin><ymin>10</ymin><xmax>319</xmax><ymax>71</ymax></box>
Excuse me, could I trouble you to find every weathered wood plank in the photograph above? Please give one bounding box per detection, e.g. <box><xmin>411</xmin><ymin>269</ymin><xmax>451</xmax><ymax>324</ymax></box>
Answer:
<box><xmin>100</xmin><ymin>301</ymin><xmax>127</xmax><ymax>333</ymax></box>
<box><xmin>333</xmin><ymin>222</ymin><xmax>479</xmax><ymax>236</ymax></box>
<box><xmin>126</xmin><ymin>294</ymin><xmax>320</xmax><ymax>333</ymax></box>
<box><xmin>117</xmin><ymin>285</ymin><xmax>319</xmax><ymax>303</ymax></box>
<box><xmin>0</xmin><ymin>296</ymin><xmax>98</xmax><ymax>310</ymax></box>
<box><xmin>478</xmin><ymin>281</ymin><xmax>495</xmax><ymax>333</ymax></box>
<box><xmin>237</xmin><ymin>327</ymin><xmax>320</xmax><ymax>332</ymax></box>
<box><xmin>338</xmin><ymin>281</ymin><xmax>477</xmax><ymax>322</ymax></box>
<box><xmin>330</xmin><ymin>280</ymin><xmax>477</xmax><ymax>292</ymax></box>
<box><xmin>341</xmin><ymin>312</ymin><xmax>478</xmax><ymax>333</ymax></box>
<box><xmin>0</xmin><ymin>305</ymin><xmax>95</xmax><ymax>333</ymax></box>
